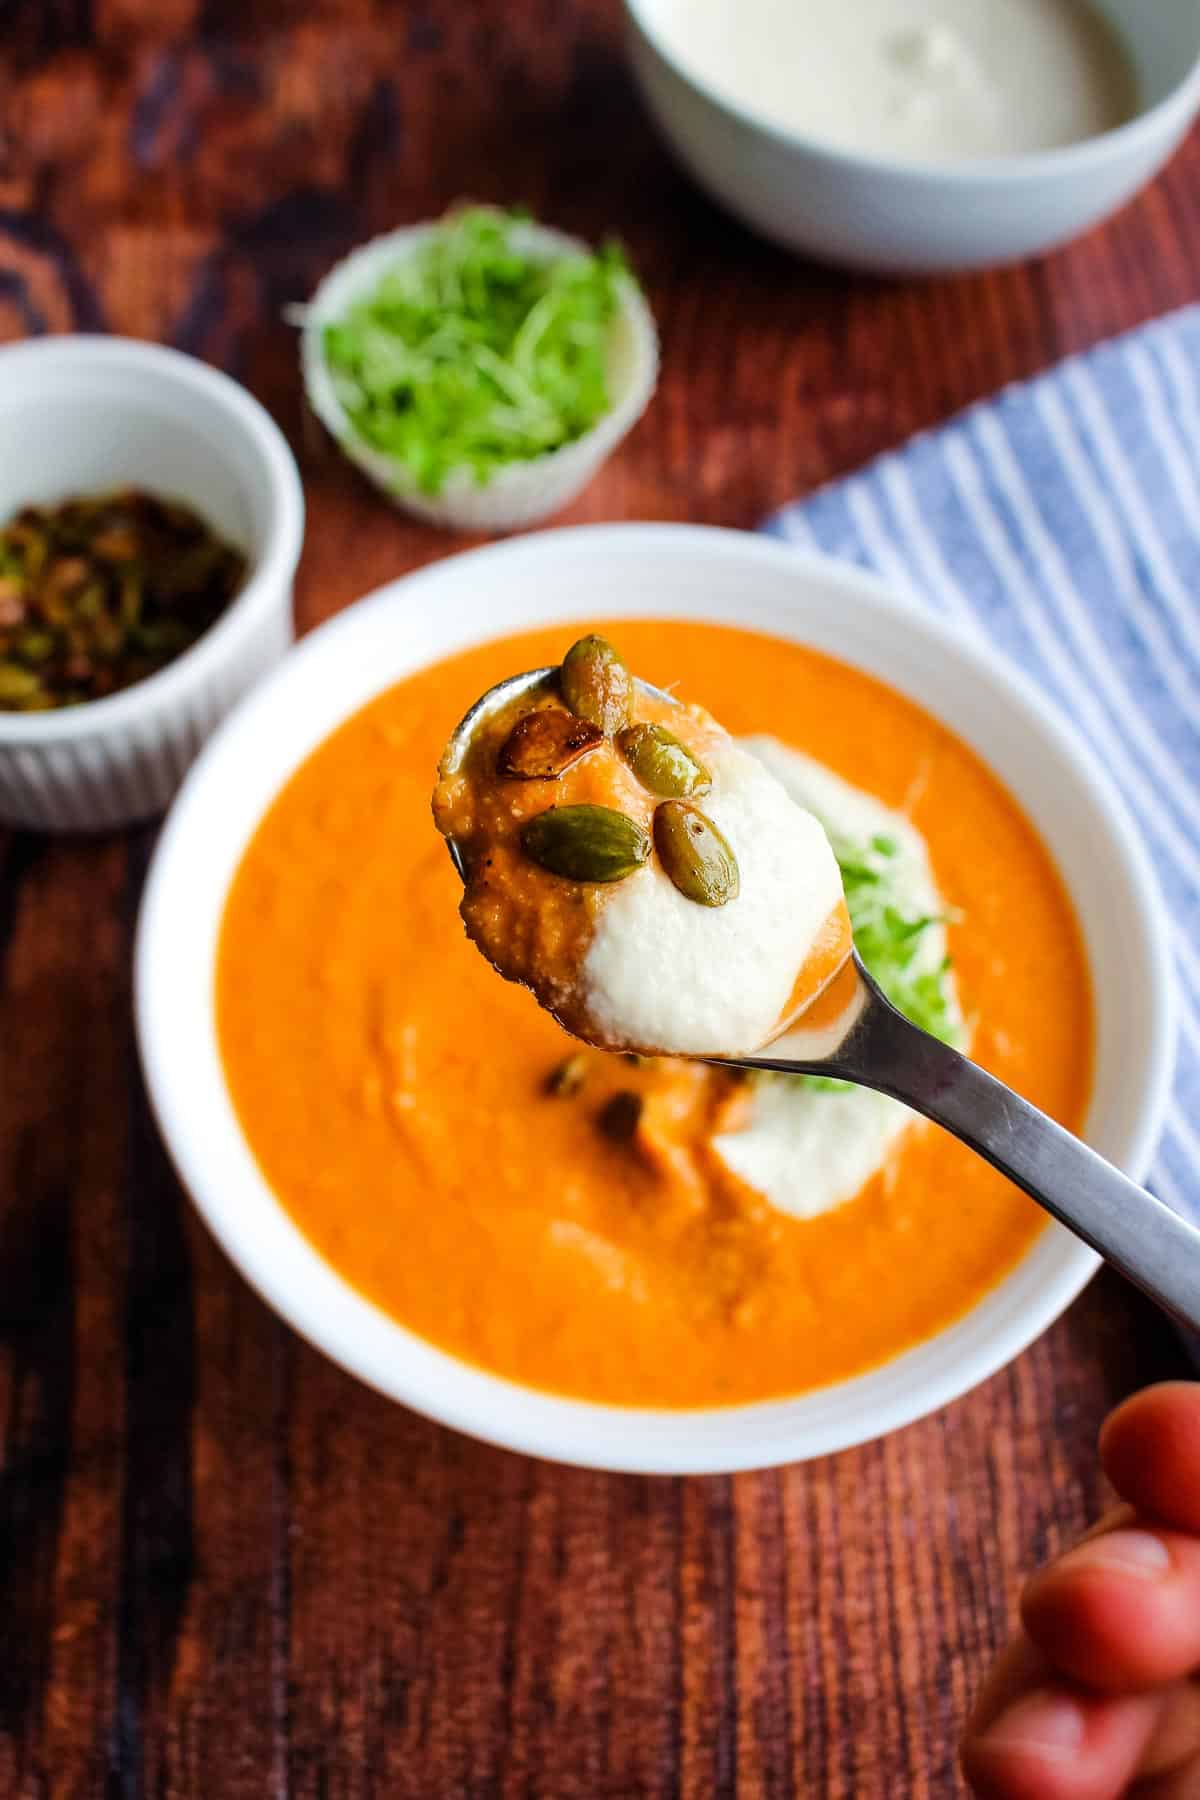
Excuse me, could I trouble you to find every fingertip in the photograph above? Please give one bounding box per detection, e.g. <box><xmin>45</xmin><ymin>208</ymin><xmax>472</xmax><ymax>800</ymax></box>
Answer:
<box><xmin>962</xmin><ymin>1690</ymin><xmax>1084</xmax><ymax>1800</ymax></box>
<box><xmin>962</xmin><ymin>1686</ymin><xmax>1160</xmax><ymax>1800</ymax></box>
<box><xmin>1021</xmin><ymin>1528</ymin><xmax>1200</xmax><ymax>1693</ymax></box>
<box><xmin>962</xmin><ymin>1740</ymin><xmax>1066</xmax><ymax>1800</ymax></box>
<box><xmin>1101</xmin><ymin>1383</ymin><xmax>1200</xmax><ymax>1532</ymax></box>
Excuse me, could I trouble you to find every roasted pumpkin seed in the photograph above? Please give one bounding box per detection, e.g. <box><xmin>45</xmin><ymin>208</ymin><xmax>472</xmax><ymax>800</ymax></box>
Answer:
<box><xmin>559</xmin><ymin>634</ymin><xmax>632</xmax><ymax>734</ymax></box>
<box><xmin>545</xmin><ymin>1053</ymin><xmax>588</xmax><ymax>1098</ymax></box>
<box><xmin>597</xmin><ymin>1090</ymin><xmax>644</xmax><ymax>1142</ymax></box>
<box><xmin>497</xmin><ymin>707</ymin><xmax>603</xmax><ymax>780</ymax></box>
<box><xmin>617</xmin><ymin>722</ymin><xmax>710</xmax><ymax>798</ymax></box>
<box><xmin>653</xmin><ymin>802</ymin><xmax>740</xmax><ymax>907</ymax></box>
<box><xmin>521</xmin><ymin>804</ymin><xmax>649</xmax><ymax>883</ymax></box>
<box><xmin>0</xmin><ymin>579</ymin><xmax>24</xmax><ymax>626</ymax></box>
<box><xmin>0</xmin><ymin>662</ymin><xmax>42</xmax><ymax>703</ymax></box>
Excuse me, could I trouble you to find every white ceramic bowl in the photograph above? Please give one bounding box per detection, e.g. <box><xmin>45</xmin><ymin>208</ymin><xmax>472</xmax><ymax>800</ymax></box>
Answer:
<box><xmin>0</xmin><ymin>336</ymin><xmax>305</xmax><ymax>830</ymax></box>
<box><xmin>136</xmin><ymin>525</ymin><xmax>1174</xmax><ymax>1473</ymax></box>
<box><xmin>625</xmin><ymin>0</ymin><xmax>1200</xmax><ymax>273</ymax></box>
<box><xmin>301</xmin><ymin>219</ymin><xmax>658</xmax><ymax>531</ymax></box>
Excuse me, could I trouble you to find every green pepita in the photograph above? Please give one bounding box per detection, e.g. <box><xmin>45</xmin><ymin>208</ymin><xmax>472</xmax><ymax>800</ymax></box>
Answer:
<box><xmin>559</xmin><ymin>634</ymin><xmax>633</xmax><ymax>735</ymax></box>
<box><xmin>521</xmin><ymin>804</ymin><xmax>650</xmax><ymax>883</ymax></box>
<box><xmin>617</xmin><ymin>722</ymin><xmax>711</xmax><ymax>798</ymax></box>
<box><xmin>16</xmin><ymin>630</ymin><xmax>54</xmax><ymax>664</ymax></box>
<box><xmin>0</xmin><ymin>661</ymin><xmax>43</xmax><ymax>703</ymax></box>
<box><xmin>653</xmin><ymin>802</ymin><xmax>740</xmax><ymax>907</ymax></box>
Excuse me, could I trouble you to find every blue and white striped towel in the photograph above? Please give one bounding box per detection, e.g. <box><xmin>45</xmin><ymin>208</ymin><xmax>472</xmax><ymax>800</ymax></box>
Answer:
<box><xmin>767</xmin><ymin>305</ymin><xmax>1200</xmax><ymax>1226</ymax></box>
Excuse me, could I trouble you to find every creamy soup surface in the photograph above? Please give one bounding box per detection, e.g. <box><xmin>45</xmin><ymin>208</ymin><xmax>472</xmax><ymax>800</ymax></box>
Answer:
<box><xmin>644</xmin><ymin>0</ymin><xmax>1139</xmax><ymax>161</ymax></box>
<box><xmin>217</xmin><ymin>622</ymin><xmax>1094</xmax><ymax>1409</ymax></box>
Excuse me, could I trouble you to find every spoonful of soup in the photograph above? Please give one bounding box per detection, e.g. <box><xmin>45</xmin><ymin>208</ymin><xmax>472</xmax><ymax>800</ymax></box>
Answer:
<box><xmin>435</xmin><ymin>633</ymin><xmax>852</xmax><ymax>1052</ymax></box>
<box><xmin>434</xmin><ymin>634</ymin><xmax>1200</xmax><ymax>1335</ymax></box>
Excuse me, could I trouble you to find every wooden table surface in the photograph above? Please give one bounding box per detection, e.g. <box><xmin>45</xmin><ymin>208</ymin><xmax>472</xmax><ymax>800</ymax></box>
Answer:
<box><xmin>0</xmin><ymin>3</ymin><xmax>1195</xmax><ymax>1794</ymax></box>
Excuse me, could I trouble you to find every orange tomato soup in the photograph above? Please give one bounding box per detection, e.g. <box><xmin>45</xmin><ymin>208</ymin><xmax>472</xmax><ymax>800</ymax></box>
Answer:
<box><xmin>216</xmin><ymin>622</ymin><xmax>1093</xmax><ymax>1408</ymax></box>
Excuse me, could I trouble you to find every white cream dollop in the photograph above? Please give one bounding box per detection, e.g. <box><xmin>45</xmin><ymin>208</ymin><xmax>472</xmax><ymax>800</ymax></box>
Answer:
<box><xmin>713</xmin><ymin>740</ymin><xmax>966</xmax><ymax>1221</ymax></box>
<box><xmin>582</xmin><ymin>738</ymin><xmax>843</xmax><ymax>1057</ymax></box>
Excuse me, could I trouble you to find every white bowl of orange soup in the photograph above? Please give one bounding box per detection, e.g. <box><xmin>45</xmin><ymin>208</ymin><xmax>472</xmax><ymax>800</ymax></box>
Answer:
<box><xmin>135</xmin><ymin>526</ymin><xmax>1174</xmax><ymax>1472</ymax></box>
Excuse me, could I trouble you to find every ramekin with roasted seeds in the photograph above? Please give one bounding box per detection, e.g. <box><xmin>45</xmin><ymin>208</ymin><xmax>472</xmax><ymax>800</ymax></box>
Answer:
<box><xmin>0</xmin><ymin>336</ymin><xmax>303</xmax><ymax>830</ymax></box>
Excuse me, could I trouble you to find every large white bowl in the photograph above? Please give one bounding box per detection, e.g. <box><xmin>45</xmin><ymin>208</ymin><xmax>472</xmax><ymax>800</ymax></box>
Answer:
<box><xmin>0</xmin><ymin>337</ymin><xmax>305</xmax><ymax>831</ymax></box>
<box><xmin>136</xmin><ymin>525</ymin><xmax>1174</xmax><ymax>1473</ymax></box>
<box><xmin>625</xmin><ymin>0</ymin><xmax>1200</xmax><ymax>273</ymax></box>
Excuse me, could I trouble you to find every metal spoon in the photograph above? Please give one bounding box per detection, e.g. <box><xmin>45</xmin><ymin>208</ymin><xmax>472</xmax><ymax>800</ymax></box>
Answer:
<box><xmin>443</xmin><ymin>671</ymin><xmax>1200</xmax><ymax>1333</ymax></box>
<box><xmin>738</xmin><ymin>954</ymin><xmax>1199</xmax><ymax>1334</ymax></box>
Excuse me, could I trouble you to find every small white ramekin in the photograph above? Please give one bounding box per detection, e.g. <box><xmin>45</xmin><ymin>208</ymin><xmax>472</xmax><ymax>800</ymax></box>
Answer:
<box><xmin>625</xmin><ymin>0</ymin><xmax>1200</xmax><ymax>273</ymax></box>
<box><xmin>300</xmin><ymin>218</ymin><xmax>658</xmax><ymax>531</ymax></box>
<box><xmin>0</xmin><ymin>336</ymin><xmax>305</xmax><ymax>831</ymax></box>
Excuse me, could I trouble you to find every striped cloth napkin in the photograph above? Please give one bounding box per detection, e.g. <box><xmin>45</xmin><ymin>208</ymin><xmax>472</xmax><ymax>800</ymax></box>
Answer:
<box><xmin>766</xmin><ymin>305</ymin><xmax>1200</xmax><ymax>1227</ymax></box>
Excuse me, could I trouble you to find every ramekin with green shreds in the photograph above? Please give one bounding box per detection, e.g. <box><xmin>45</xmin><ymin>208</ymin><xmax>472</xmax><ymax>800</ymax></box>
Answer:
<box><xmin>300</xmin><ymin>207</ymin><xmax>658</xmax><ymax>531</ymax></box>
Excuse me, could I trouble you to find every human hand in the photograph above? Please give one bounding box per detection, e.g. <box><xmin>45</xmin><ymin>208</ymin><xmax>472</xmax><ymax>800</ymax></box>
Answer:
<box><xmin>962</xmin><ymin>1381</ymin><xmax>1200</xmax><ymax>1798</ymax></box>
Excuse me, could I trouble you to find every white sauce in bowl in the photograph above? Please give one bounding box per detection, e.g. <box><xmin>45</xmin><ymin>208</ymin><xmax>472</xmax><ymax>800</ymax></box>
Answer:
<box><xmin>644</xmin><ymin>0</ymin><xmax>1138</xmax><ymax>161</ymax></box>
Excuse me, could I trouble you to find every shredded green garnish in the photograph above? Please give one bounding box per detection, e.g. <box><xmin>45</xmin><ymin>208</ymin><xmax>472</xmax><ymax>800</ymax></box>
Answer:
<box><xmin>321</xmin><ymin>208</ymin><xmax>633</xmax><ymax>495</ymax></box>
<box><xmin>803</xmin><ymin>827</ymin><xmax>961</xmax><ymax>1093</ymax></box>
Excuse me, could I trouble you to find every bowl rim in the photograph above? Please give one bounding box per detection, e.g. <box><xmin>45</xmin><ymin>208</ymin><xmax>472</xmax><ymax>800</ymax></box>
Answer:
<box><xmin>135</xmin><ymin>523</ymin><xmax>1177</xmax><ymax>1473</ymax></box>
<box><xmin>0</xmin><ymin>335</ymin><xmax>305</xmax><ymax>744</ymax></box>
<box><xmin>623</xmin><ymin>0</ymin><xmax>1200</xmax><ymax>185</ymax></box>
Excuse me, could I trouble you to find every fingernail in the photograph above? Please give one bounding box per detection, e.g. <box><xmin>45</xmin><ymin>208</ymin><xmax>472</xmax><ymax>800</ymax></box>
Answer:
<box><xmin>1064</xmin><ymin>1528</ymin><xmax>1171</xmax><ymax>1578</ymax></box>
<box><xmin>980</xmin><ymin>1691</ymin><xmax>1085</xmax><ymax>1758</ymax></box>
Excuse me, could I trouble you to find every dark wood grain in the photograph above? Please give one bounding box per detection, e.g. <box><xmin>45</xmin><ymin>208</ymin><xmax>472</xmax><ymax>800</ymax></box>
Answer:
<box><xmin>0</xmin><ymin>3</ymin><xmax>1195</xmax><ymax>1794</ymax></box>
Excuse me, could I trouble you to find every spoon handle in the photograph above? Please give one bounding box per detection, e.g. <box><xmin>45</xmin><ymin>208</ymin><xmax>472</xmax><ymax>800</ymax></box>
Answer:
<box><xmin>749</xmin><ymin>990</ymin><xmax>1200</xmax><ymax>1333</ymax></box>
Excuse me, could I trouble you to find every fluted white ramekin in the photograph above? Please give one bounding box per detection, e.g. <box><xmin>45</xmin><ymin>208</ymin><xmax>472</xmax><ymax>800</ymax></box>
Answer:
<box><xmin>300</xmin><ymin>218</ymin><xmax>658</xmax><ymax>531</ymax></box>
<box><xmin>0</xmin><ymin>336</ymin><xmax>305</xmax><ymax>831</ymax></box>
